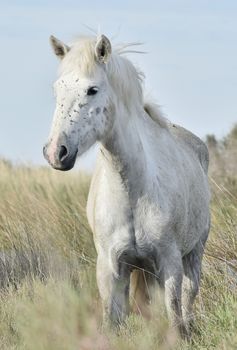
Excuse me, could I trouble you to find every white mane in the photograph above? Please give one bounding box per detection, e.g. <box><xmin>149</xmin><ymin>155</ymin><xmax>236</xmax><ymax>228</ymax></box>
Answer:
<box><xmin>59</xmin><ymin>35</ymin><xmax>167</xmax><ymax>128</ymax></box>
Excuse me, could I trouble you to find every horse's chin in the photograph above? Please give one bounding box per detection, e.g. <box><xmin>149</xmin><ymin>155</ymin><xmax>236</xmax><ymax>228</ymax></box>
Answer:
<box><xmin>52</xmin><ymin>163</ymin><xmax>75</xmax><ymax>171</ymax></box>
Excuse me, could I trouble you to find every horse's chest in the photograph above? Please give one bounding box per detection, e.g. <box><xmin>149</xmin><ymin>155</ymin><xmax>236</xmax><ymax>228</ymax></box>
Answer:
<box><xmin>91</xmin><ymin>169</ymin><xmax>178</xmax><ymax>260</ymax></box>
<box><xmin>93</xmin><ymin>190</ymin><xmax>161</xmax><ymax>258</ymax></box>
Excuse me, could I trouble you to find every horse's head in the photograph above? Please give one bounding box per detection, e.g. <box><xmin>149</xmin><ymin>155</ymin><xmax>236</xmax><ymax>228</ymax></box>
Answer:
<box><xmin>43</xmin><ymin>35</ymin><xmax>114</xmax><ymax>171</ymax></box>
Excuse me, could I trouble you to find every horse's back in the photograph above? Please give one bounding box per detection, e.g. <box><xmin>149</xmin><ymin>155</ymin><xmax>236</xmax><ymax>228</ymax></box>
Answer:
<box><xmin>144</xmin><ymin>102</ymin><xmax>209</xmax><ymax>174</ymax></box>
<box><xmin>168</xmin><ymin>123</ymin><xmax>209</xmax><ymax>174</ymax></box>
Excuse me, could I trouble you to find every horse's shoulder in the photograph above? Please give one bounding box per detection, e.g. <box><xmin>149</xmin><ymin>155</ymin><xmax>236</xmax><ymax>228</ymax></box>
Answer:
<box><xmin>168</xmin><ymin>123</ymin><xmax>209</xmax><ymax>174</ymax></box>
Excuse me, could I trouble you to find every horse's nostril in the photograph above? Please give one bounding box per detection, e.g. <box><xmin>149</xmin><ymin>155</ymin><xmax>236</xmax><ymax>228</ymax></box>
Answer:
<box><xmin>59</xmin><ymin>145</ymin><xmax>68</xmax><ymax>162</ymax></box>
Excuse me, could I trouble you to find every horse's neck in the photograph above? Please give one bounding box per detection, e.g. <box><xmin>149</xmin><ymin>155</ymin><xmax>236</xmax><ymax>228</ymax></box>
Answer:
<box><xmin>100</xmin><ymin>107</ymin><xmax>158</xmax><ymax>198</ymax></box>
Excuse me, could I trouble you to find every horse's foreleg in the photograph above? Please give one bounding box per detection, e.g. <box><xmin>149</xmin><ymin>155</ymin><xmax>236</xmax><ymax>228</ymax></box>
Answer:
<box><xmin>96</xmin><ymin>254</ymin><xmax>130</xmax><ymax>327</ymax></box>
<box><xmin>162</xmin><ymin>248</ymin><xmax>187</xmax><ymax>338</ymax></box>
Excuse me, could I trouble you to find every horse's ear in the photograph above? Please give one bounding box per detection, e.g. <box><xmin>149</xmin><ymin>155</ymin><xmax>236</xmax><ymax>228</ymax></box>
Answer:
<box><xmin>50</xmin><ymin>35</ymin><xmax>70</xmax><ymax>59</ymax></box>
<box><xmin>95</xmin><ymin>35</ymin><xmax>112</xmax><ymax>64</ymax></box>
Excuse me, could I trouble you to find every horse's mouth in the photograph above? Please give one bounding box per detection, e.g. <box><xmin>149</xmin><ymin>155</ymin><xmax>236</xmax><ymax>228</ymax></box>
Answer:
<box><xmin>51</xmin><ymin>162</ymin><xmax>75</xmax><ymax>171</ymax></box>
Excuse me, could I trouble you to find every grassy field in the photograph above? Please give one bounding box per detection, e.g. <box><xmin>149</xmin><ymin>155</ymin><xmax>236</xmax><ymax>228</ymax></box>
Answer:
<box><xmin>0</xmin><ymin>127</ymin><xmax>236</xmax><ymax>349</ymax></box>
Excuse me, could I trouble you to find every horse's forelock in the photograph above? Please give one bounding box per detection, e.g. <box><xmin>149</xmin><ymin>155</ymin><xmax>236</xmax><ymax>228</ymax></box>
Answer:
<box><xmin>59</xmin><ymin>36</ymin><xmax>97</xmax><ymax>76</ymax></box>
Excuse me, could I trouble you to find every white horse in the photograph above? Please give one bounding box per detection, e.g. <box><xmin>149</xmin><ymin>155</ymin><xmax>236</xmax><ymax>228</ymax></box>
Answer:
<box><xmin>43</xmin><ymin>34</ymin><xmax>210</xmax><ymax>337</ymax></box>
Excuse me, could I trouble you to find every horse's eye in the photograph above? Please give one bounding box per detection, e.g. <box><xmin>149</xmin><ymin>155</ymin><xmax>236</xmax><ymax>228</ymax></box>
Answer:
<box><xmin>87</xmin><ymin>87</ymin><xmax>98</xmax><ymax>96</ymax></box>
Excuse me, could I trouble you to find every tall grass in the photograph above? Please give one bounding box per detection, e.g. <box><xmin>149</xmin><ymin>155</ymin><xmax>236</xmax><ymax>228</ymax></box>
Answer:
<box><xmin>0</xmin><ymin>126</ymin><xmax>236</xmax><ymax>349</ymax></box>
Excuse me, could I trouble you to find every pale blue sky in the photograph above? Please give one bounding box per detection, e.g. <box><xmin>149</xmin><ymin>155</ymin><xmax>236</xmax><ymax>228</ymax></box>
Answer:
<box><xmin>0</xmin><ymin>1</ymin><xmax>236</xmax><ymax>169</ymax></box>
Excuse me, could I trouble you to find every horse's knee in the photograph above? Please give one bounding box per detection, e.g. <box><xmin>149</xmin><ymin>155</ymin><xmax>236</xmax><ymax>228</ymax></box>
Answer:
<box><xmin>182</xmin><ymin>273</ymin><xmax>199</xmax><ymax>307</ymax></box>
<box><xmin>96</xmin><ymin>256</ymin><xmax>112</xmax><ymax>301</ymax></box>
<box><xmin>96</xmin><ymin>255</ymin><xmax>130</xmax><ymax>325</ymax></box>
<box><xmin>162</xmin><ymin>251</ymin><xmax>183</xmax><ymax>312</ymax></box>
<box><xmin>160</xmin><ymin>247</ymin><xmax>190</xmax><ymax>337</ymax></box>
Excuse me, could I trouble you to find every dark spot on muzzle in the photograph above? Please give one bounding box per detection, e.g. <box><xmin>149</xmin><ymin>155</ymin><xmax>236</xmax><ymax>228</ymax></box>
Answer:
<box><xmin>96</xmin><ymin>107</ymin><xmax>101</xmax><ymax>115</ymax></box>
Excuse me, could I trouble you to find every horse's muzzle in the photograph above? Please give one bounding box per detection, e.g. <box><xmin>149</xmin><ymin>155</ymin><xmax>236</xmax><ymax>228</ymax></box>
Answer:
<box><xmin>43</xmin><ymin>142</ymin><xmax>78</xmax><ymax>171</ymax></box>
